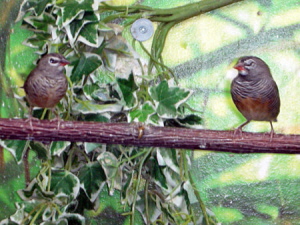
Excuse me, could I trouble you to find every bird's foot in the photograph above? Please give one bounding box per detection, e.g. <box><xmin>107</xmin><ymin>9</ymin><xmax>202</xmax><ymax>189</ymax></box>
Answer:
<box><xmin>232</xmin><ymin>128</ymin><xmax>243</xmax><ymax>140</ymax></box>
<box><xmin>50</xmin><ymin>115</ymin><xmax>64</xmax><ymax>130</ymax></box>
<box><xmin>269</xmin><ymin>130</ymin><xmax>275</xmax><ymax>142</ymax></box>
<box><xmin>25</xmin><ymin>116</ymin><xmax>40</xmax><ymax>131</ymax></box>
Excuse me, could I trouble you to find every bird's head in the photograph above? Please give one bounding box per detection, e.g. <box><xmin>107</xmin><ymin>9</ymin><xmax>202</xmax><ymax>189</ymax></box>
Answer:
<box><xmin>234</xmin><ymin>56</ymin><xmax>271</xmax><ymax>79</ymax></box>
<box><xmin>37</xmin><ymin>53</ymin><xmax>70</xmax><ymax>72</ymax></box>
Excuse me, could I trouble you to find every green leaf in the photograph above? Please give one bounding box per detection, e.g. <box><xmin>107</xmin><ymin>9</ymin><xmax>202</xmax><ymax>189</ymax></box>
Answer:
<box><xmin>65</xmin><ymin>11</ymin><xmax>101</xmax><ymax>47</ymax></box>
<box><xmin>97</xmin><ymin>152</ymin><xmax>118</xmax><ymax>180</ymax></box>
<box><xmin>150</xmin><ymin>157</ymin><xmax>167</xmax><ymax>189</ymax></box>
<box><xmin>177</xmin><ymin>114</ymin><xmax>202</xmax><ymax>125</ymax></box>
<box><xmin>156</xmin><ymin>148</ymin><xmax>180</xmax><ymax>174</ymax></box>
<box><xmin>50</xmin><ymin>141</ymin><xmax>71</xmax><ymax>156</ymax></box>
<box><xmin>27</xmin><ymin>0</ymin><xmax>54</xmax><ymax>16</ymax></box>
<box><xmin>98</xmin><ymin>152</ymin><xmax>121</xmax><ymax>194</ymax></box>
<box><xmin>84</xmin><ymin>143</ymin><xmax>102</xmax><ymax>154</ymax></box>
<box><xmin>70</xmin><ymin>53</ymin><xmax>102</xmax><ymax>84</ymax></box>
<box><xmin>72</xmin><ymin>101</ymin><xmax>122</xmax><ymax>114</ymax></box>
<box><xmin>150</xmin><ymin>80</ymin><xmax>192</xmax><ymax>118</ymax></box>
<box><xmin>121</xmin><ymin>171</ymin><xmax>134</xmax><ymax>203</ymax></box>
<box><xmin>65</xmin><ymin>19</ymin><xmax>88</xmax><ymax>47</ymax></box>
<box><xmin>1</xmin><ymin>140</ymin><xmax>28</xmax><ymax>163</ymax></box>
<box><xmin>78</xmin><ymin>162</ymin><xmax>106</xmax><ymax>202</ymax></box>
<box><xmin>116</xmin><ymin>73</ymin><xmax>138</xmax><ymax>108</ymax></box>
<box><xmin>129</xmin><ymin>101</ymin><xmax>155</xmax><ymax>122</ymax></box>
<box><xmin>83</xmin><ymin>113</ymin><xmax>110</xmax><ymax>122</ymax></box>
<box><xmin>78</xmin><ymin>23</ymin><xmax>102</xmax><ymax>47</ymax></box>
<box><xmin>22</xmin><ymin>13</ymin><xmax>55</xmax><ymax>33</ymax></box>
<box><xmin>22</xmin><ymin>33</ymin><xmax>51</xmax><ymax>49</ymax></box>
<box><xmin>83</xmin><ymin>83</ymin><xmax>112</xmax><ymax>102</ymax></box>
<box><xmin>50</xmin><ymin>170</ymin><xmax>80</xmax><ymax>204</ymax></box>
<box><xmin>164</xmin><ymin>114</ymin><xmax>203</xmax><ymax>127</ymax></box>
<box><xmin>136</xmin><ymin>193</ymin><xmax>161</xmax><ymax>224</ymax></box>
<box><xmin>29</xmin><ymin>141</ymin><xmax>48</xmax><ymax>160</ymax></box>
<box><xmin>56</xmin><ymin>0</ymin><xmax>100</xmax><ymax>28</ymax></box>
<box><xmin>18</xmin><ymin>178</ymin><xmax>55</xmax><ymax>201</ymax></box>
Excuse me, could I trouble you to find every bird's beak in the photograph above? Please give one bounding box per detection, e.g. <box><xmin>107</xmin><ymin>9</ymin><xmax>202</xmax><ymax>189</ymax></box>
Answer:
<box><xmin>60</xmin><ymin>59</ymin><xmax>70</xmax><ymax>66</ymax></box>
<box><xmin>234</xmin><ymin>63</ymin><xmax>245</xmax><ymax>71</ymax></box>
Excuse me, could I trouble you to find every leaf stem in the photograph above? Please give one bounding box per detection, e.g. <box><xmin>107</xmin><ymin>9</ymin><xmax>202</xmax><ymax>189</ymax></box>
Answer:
<box><xmin>130</xmin><ymin>147</ymin><xmax>153</xmax><ymax>225</ymax></box>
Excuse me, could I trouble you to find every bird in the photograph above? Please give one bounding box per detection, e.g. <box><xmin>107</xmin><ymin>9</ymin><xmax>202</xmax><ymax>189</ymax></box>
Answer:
<box><xmin>23</xmin><ymin>53</ymin><xmax>70</xmax><ymax>126</ymax></box>
<box><xmin>230</xmin><ymin>56</ymin><xmax>280</xmax><ymax>138</ymax></box>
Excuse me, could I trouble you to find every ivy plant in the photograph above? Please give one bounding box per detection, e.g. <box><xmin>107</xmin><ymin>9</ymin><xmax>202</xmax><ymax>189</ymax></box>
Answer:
<box><xmin>0</xmin><ymin>0</ymin><xmax>223</xmax><ymax>224</ymax></box>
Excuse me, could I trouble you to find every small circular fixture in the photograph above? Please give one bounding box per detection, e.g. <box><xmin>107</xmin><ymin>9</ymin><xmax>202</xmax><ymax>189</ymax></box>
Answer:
<box><xmin>131</xmin><ymin>18</ymin><xmax>154</xmax><ymax>42</ymax></box>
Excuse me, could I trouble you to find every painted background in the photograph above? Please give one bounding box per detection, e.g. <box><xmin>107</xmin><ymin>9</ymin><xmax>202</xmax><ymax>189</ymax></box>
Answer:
<box><xmin>1</xmin><ymin>0</ymin><xmax>300</xmax><ymax>224</ymax></box>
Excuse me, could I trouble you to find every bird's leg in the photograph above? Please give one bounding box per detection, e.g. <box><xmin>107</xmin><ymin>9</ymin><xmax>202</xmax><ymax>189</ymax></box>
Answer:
<box><xmin>25</xmin><ymin>106</ymin><xmax>37</xmax><ymax>130</ymax></box>
<box><xmin>233</xmin><ymin>120</ymin><xmax>250</xmax><ymax>139</ymax></box>
<box><xmin>50</xmin><ymin>108</ymin><xmax>62</xmax><ymax>130</ymax></box>
<box><xmin>269</xmin><ymin>121</ymin><xmax>275</xmax><ymax>142</ymax></box>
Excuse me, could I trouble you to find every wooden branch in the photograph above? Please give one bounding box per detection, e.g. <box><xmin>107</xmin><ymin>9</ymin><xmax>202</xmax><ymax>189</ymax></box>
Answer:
<box><xmin>0</xmin><ymin>118</ymin><xmax>300</xmax><ymax>154</ymax></box>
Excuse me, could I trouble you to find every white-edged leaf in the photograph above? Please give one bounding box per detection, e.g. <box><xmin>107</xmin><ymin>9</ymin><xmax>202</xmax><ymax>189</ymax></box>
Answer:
<box><xmin>50</xmin><ymin>141</ymin><xmax>71</xmax><ymax>156</ymax></box>
<box><xmin>1</xmin><ymin>140</ymin><xmax>28</xmax><ymax>163</ymax></box>
<box><xmin>73</xmin><ymin>101</ymin><xmax>122</xmax><ymax>114</ymax></box>
<box><xmin>78</xmin><ymin>162</ymin><xmax>106</xmax><ymax>202</ymax></box>
<box><xmin>70</xmin><ymin>53</ymin><xmax>102</xmax><ymax>84</ymax></box>
<box><xmin>150</xmin><ymin>80</ymin><xmax>192</xmax><ymax>118</ymax></box>
<box><xmin>50</xmin><ymin>170</ymin><xmax>80</xmax><ymax>204</ymax></box>
<box><xmin>129</xmin><ymin>101</ymin><xmax>156</xmax><ymax>123</ymax></box>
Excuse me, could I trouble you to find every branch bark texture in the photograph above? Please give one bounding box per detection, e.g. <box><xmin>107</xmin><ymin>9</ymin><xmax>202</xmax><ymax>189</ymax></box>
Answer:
<box><xmin>0</xmin><ymin>118</ymin><xmax>299</xmax><ymax>154</ymax></box>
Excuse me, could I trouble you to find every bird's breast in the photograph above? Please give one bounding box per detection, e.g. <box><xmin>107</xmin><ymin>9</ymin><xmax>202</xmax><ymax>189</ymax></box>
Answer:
<box><xmin>25</xmin><ymin>74</ymin><xmax>68</xmax><ymax>108</ymax></box>
<box><xmin>231</xmin><ymin>78</ymin><xmax>280</xmax><ymax>121</ymax></box>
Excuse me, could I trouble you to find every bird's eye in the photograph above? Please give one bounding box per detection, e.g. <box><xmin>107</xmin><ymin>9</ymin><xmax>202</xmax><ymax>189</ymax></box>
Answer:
<box><xmin>49</xmin><ymin>58</ymin><xmax>58</xmax><ymax>64</ymax></box>
<box><xmin>245</xmin><ymin>60</ymin><xmax>255</xmax><ymax>68</ymax></box>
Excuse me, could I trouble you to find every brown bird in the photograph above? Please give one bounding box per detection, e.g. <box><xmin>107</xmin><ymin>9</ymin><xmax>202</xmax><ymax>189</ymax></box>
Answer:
<box><xmin>231</xmin><ymin>56</ymin><xmax>280</xmax><ymax>138</ymax></box>
<box><xmin>23</xmin><ymin>53</ymin><xmax>70</xmax><ymax>122</ymax></box>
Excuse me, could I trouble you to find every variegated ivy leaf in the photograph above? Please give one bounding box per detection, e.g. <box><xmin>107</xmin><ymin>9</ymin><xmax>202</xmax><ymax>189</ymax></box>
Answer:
<box><xmin>20</xmin><ymin>0</ymin><xmax>54</xmax><ymax>17</ymax></box>
<box><xmin>129</xmin><ymin>101</ymin><xmax>156</xmax><ymax>123</ymax></box>
<box><xmin>23</xmin><ymin>33</ymin><xmax>51</xmax><ymax>49</ymax></box>
<box><xmin>149</xmin><ymin>156</ymin><xmax>168</xmax><ymax>190</ymax></box>
<box><xmin>70</xmin><ymin>53</ymin><xmax>102</xmax><ymax>84</ymax></box>
<box><xmin>165</xmin><ymin>182</ymin><xmax>189</xmax><ymax>214</ymax></box>
<box><xmin>65</xmin><ymin>19</ymin><xmax>90</xmax><ymax>47</ymax></box>
<box><xmin>9</xmin><ymin>203</ymin><xmax>28</xmax><ymax>224</ymax></box>
<box><xmin>136</xmin><ymin>194</ymin><xmax>161</xmax><ymax>224</ymax></box>
<box><xmin>77</xmin><ymin>22</ymin><xmax>103</xmax><ymax>47</ymax></box>
<box><xmin>29</xmin><ymin>141</ymin><xmax>48</xmax><ymax>160</ymax></box>
<box><xmin>50</xmin><ymin>170</ymin><xmax>81</xmax><ymax>204</ymax></box>
<box><xmin>18</xmin><ymin>178</ymin><xmax>55</xmax><ymax>201</ymax></box>
<box><xmin>121</xmin><ymin>171</ymin><xmax>134</xmax><ymax>204</ymax></box>
<box><xmin>1</xmin><ymin>140</ymin><xmax>28</xmax><ymax>164</ymax></box>
<box><xmin>97</xmin><ymin>152</ymin><xmax>118</xmax><ymax>180</ymax></box>
<box><xmin>116</xmin><ymin>73</ymin><xmax>138</xmax><ymax>108</ymax></box>
<box><xmin>150</xmin><ymin>80</ymin><xmax>192</xmax><ymax>118</ymax></box>
<box><xmin>72</xmin><ymin>101</ymin><xmax>122</xmax><ymax>114</ymax></box>
<box><xmin>50</xmin><ymin>141</ymin><xmax>71</xmax><ymax>156</ymax></box>
<box><xmin>55</xmin><ymin>0</ymin><xmax>102</xmax><ymax>28</ymax></box>
<box><xmin>83</xmin><ymin>83</ymin><xmax>111</xmax><ymax>102</ymax></box>
<box><xmin>78</xmin><ymin>162</ymin><xmax>106</xmax><ymax>202</ymax></box>
<box><xmin>97</xmin><ymin>151</ymin><xmax>121</xmax><ymax>194</ymax></box>
<box><xmin>156</xmin><ymin>148</ymin><xmax>180</xmax><ymax>174</ymax></box>
<box><xmin>65</xmin><ymin>12</ymin><xmax>101</xmax><ymax>47</ymax></box>
<box><xmin>22</xmin><ymin>12</ymin><xmax>56</xmax><ymax>33</ymax></box>
<box><xmin>182</xmin><ymin>181</ymin><xmax>197</xmax><ymax>204</ymax></box>
<box><xmin>83</xmin><ymin>143</ymin><xmax>102</xmax><ymax>154</ymax></box>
